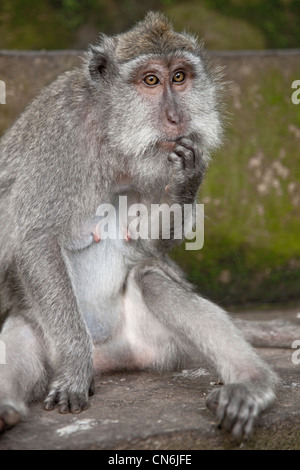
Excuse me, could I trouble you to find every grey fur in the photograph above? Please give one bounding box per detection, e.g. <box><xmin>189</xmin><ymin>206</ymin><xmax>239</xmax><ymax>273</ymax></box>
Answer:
<box><xmin>0</xmin><ymin>12</ymin><xmax>279</xmax><ymax>438</ymax></box>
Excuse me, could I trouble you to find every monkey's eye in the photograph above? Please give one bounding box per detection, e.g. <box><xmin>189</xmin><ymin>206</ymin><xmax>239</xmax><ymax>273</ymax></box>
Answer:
<box><xmin>144</xmin><ymin>75</ymin><xmax>159</xmax><ymax>86</ymax></box>
<box><xmin>173</xmin><ymin>71</ymin><xmax>185</xmax><ymax>83</ymax></box>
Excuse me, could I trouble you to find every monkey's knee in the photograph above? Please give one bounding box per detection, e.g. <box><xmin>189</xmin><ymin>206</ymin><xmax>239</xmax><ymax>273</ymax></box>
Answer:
<box><xmin>132</xmin><ymin>258</ymin><xmax>182</xmax><ymax>288</ymax></box>
<box><xmin>132</xmin><ymin>260</ymin><xmax>168</xmax><ymax>293</ymax></box>
<box><xmin>0</xmin><ymin>315</ymin><xmax>49</xmax><ymax>404</ymax></box>
<box><xmin>129</xmin><ymin>259</ymin><xmax>186</xmax><ymax>314</ymax></box>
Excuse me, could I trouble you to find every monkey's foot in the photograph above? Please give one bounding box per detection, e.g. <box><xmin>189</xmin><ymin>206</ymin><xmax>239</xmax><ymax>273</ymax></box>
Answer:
<box><xmin>44</xmin><ymin>390</ymin><xmax>89</xmax><ymax>414</ymax></box>
<box><xmin>0</xmin><ymin>404</ymin><xmax>21</xmax><ymax>433</ymax></box>
<box><xmin>206</xmin><ymin>383</ymin><xmax>272</xmax><ymax>440</ymax></box>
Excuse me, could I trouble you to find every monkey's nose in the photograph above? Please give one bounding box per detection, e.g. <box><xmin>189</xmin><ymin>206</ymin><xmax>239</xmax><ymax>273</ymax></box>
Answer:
<box><xmin>166</xmin><ymin>109</ymin><xmax>180</xmax><ymax>126</ymax></box>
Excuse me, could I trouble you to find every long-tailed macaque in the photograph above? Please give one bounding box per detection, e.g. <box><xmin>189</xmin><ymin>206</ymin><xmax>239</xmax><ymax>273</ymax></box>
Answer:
<box><xmin>0</xmin><ymin>12</ymin><xmax>293</xmax><ymax>439</ymax></box>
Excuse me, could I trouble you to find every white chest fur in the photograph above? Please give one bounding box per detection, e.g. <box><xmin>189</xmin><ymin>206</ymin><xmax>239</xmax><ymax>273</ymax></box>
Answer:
<box><xmin>67</xmin><ymin>239</ymin><xmax>129</xmax><ymax>343</ymax></box>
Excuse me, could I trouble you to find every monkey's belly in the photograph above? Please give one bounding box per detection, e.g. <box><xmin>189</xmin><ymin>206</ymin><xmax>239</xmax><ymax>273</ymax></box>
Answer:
<box><xmin>68</xmin><ymin>240</ymin><xmax>128</xmax><ymax>343</ymax></box>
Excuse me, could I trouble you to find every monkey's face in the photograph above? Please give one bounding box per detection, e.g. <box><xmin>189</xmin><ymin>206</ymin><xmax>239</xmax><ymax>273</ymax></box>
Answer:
<box><xmin>106</xmin><ymin>52</ymin><xmax>223</xmax><ymax>162</ymax></box>
<box><xmin>86</xmin><ymin>14</ymin><xmax>223</xmax><ymax>164</ymax></box>
<box><xmin>132</xmin><ymin>58</ymin><xmax>193</xmax><ymax>149</ymax></box>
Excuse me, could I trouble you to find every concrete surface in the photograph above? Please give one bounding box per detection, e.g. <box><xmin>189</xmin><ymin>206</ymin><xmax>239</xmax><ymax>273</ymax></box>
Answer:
<box><xmin>0</xmin><ymin>308</ymin><xmax>299</xmax><ymax>450</ymax></box>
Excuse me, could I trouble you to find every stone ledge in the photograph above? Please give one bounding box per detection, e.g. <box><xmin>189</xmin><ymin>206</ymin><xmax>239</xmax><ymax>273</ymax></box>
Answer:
<box><xmin>0</xmin><ymin>309</ymin><xmax>299</xmax><ymax>450</ymax></box>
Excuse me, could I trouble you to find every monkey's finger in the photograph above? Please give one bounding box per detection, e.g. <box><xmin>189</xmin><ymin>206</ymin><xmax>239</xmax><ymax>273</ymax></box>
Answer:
<box><xmin>231</xmin><ymin>401</ymin><xmax>257</xmax><ymax>440</ymax></box>
<box><xmin>243</xmin><ymin>403</ymin><xmax>258</xmax><ymax>438</ymax></box>
<box><xmin>178</xmin><ymin>137</ymin><xmax>195</xmax><ymax>147</ymax></box>
<box><xmin>173</xmin><ymin>145</ymin><xmax>194</xmax><ymax>170</ymax></box>
<box><xmin>220</xmin><ymin>397</ymin><xmax>242</xmax><ymax>433</ymax></box>
<box><xmin>179</xmin><ymin>138</ymin><xmax>204</xmax><ymax>169</ymax></box>
<box><xmin>177</xmin><ymin>137</ymin><xmax>196</xmax><ymax>155</ymax></box>
<box><xmin>231</xmin><ymin>404</ymin><xmax>250</xmax><ymax>439</ymax></box>
<box><xmin>48</xmin><ymin>390</ymin><xmax>89</xmax><ymax>414</ymax></box>
<box><xmin>176</xmin><ymin>139</ymin><xmax>197</xmax><ymax>166</ymax></box>
<box><xmin>43</xmin><ymin>389</ymin><xmax>59</xmax><ymax>411</ymax></box>
<box><xmin>214</xmin><ymin>390</ymin><xmax>230</xmax><ymax>426</ymax></box>
<box><xmin>206</xmin><ymin>388</ymin><xmax>234</xmax><ymax>434</ymax></box>
<box><xmin>70</xmin><ymin>393</ymin><xmax>89</xmax><ymax>412</ymax></box>
<box><xmin>57</xmin><ymin>390</ymin><xmax>70</xmax><ymax>414</ymax></box>
<box><xmin>205</xmin><ymin>388</ymin><xmax>219</xmax><ymax>414</ymax></box>
<box><xmin>69</xmin><ymin>394</ymin><xmax>83</xmax><ymax>414</ymax></box>
<box><xmin>167</xmin><ymin>152</ymin><xmax>184</xmax><ymax>168</ymax></box>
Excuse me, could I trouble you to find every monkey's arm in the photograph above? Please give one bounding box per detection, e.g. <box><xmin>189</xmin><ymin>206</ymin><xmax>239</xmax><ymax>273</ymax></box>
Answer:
<box><xmin>142</xmin><ymin>138</ymin><xmax>205</xmax><ymax>253</ymax></box>
<box><xmin>15</xmin><ymin>235</ymin><xmax>94</xmax><ymax>413</ymax></box>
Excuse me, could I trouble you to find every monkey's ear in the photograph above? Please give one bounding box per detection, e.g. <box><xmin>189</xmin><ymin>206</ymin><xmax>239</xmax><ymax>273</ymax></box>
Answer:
<box><xmin>88</xmin><ymin>46</ymin><xmax>109</xmax><ymax>80</ymax></box>
<box><xmin>86</xmin><ymin>37</ymin><xmax>117</xmax><ymax>82</ymax></box>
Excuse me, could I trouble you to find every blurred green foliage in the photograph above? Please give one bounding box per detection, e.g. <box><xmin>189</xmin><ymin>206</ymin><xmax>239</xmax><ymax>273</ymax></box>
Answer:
<box><xmin>200</xmin><ymin>0</ymin><xmax>300</xmax><ymax>48</ymax></box>
<box><xmin>0</xmin><ymin>0</ymin><xmax>300</xmax><ymax>50</ymax></box>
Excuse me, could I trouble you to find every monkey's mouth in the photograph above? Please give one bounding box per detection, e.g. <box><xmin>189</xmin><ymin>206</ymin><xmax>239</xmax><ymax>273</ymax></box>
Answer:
<box><xmin>158</xmin><ymin>140</ymin><xmax>177</xmax><ymax>152</ymax></box>
<box><xmin>164</xmin><ymin>136</ymin><xmax>184</xmax><ymax>143</ymax></box>
<box><xmin>158</xmin><ymin>136</ymin><xmax>184</xmax><ymax>151</ymax></box>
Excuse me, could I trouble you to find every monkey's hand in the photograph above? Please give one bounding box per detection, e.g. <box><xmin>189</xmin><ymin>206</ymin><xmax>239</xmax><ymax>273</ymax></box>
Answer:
<box><xmin>166</xmin><ymin>138</ymin><xmax>205</xmax><ymax>205</ymax></box>
<box><xmin>206</xmin><ymin>382</ymin><xmax>275</xmax><ymax>440</ymax></box>
<box><xmin>44</xmin><ymin>348</ymin><xmax>95</xmax><ymax>414</ymax></box>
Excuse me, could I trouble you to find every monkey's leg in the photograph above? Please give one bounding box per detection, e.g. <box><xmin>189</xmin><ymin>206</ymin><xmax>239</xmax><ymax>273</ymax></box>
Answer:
<box><xmin>0</xmin><ymin>315</ymin><xmax>48</xmax><ymax>432</ymax></box>
<box><xmin>126</xmin><ymin>259</ymin><xmax>278</xmax><ymax>439</ymax></box>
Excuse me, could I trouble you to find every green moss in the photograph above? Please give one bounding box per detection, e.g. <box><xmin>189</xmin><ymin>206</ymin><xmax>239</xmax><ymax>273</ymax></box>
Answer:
<box><xmin>171</xmin><ymin>59</ymin><xmax>300</xmax><ymax>305</ymax></box>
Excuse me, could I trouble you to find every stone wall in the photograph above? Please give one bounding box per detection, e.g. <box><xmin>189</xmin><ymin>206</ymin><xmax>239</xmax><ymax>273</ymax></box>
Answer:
<box><xmin>1</xmin><ymin>50</ymin><xmax>300</xmax><ymax>305</ymax></box>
